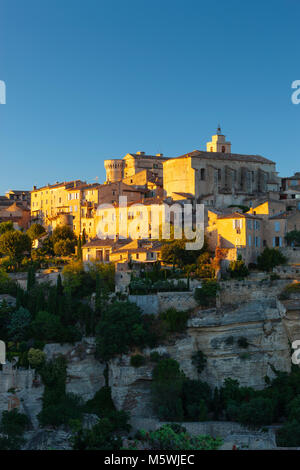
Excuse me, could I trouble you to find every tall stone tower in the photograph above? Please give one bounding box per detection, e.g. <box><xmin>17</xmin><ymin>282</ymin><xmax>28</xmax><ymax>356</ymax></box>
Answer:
<box><xmin>206</xmin><ymin>126</ymin><xmax>231</xmax><ymax>153</ymax></box>
<box><xmin>104</xmin><ymin>159</ymin><xmax>124</xmax><ymax>183</ymax></box>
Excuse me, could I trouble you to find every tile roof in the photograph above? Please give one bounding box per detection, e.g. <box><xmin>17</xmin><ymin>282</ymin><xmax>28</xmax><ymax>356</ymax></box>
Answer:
<box><xmin>169</xmin><ymin>150</ymin><xmax>275</xmax><ymax>165</ymax></box>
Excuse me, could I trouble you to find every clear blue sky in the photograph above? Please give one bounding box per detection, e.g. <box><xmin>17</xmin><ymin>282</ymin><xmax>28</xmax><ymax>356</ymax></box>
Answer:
<box><xmin>0</xmin><ymin>0</ymin><xmax>299</xmax><ymax>194</ymax></box>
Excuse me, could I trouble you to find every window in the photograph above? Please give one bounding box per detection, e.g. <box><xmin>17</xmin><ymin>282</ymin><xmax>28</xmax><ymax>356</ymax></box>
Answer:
<box><xmin>247</xmin><ymin>220</ymin><xmax>252</xmax><ymax>230</ymax></box>
<box><xmin>255</xmin><ymin>220</ymin><xmax>260</xmax><ymax>230</ymax></box>
<box><xmin>218</xmin><ymin>169</ymin><xmax>221</xmax><ymax>181</ymax></box>
<box><xmin>248</xmin><ymin>235</ymin><xmax>252</xmax><ymax>246</ymax></box>
<box><xmin>210</xmin><ymin>147</ymin><xmax>213</xmax><ymax>152</ymax></box>
<box><xmin>200</xmin><ymin>169</ymin><xmax>205</xmax><ymax>181</ymax></box>
<box><xmin>273</xmin><ymin>237</ymin><xmax>282</xmax><ymax>247</ymax></box>
<box><xmin>274</xmin><ymin>221</ymin><xmax>280</xmax><ymax>232</ymax></box>
<box><xmin>221</xmin><ymin>146</ymin><xmax>225</xmax><ymax>153</ymax></box>
<box><xmin>136</xmin><ymin>253</ymin><xmax>139</xmax><ymax>259</ymax></box>
<box><xmin>233</xmin><ymin>219</ymin><xmax>242</xmax><ymax>229</ymax></box>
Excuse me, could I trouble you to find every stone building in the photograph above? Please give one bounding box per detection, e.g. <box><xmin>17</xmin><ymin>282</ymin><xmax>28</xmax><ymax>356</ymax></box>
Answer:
<box><xmin>5</xmin><ymin>189</ymin><xmax>31</xmax><ymax>206</ymax></box>
<box><xmin>0</xmin><ymin>200</ymin><xmax>30</xmax><ymax>230</ymax></box>
<box><xmin>104</xmin><ymin>151</ymin><xmax>169</xmax><ymax>183</ymax></box>
<box><xmin>206</xmin><ymin>210</ymin><xmax>264</xmax><ymax>265</ymax></box>
<box><xmin>163</xmin><ymin>128</ymin><xmax>280</xmax><ymax>209</ymax></box>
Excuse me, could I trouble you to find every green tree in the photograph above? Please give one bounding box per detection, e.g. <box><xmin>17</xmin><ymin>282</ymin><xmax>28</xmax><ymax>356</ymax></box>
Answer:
<box><xmin>0</xmin><ymin>221</ymin><xmax>14</xmax><ymax>235</ymax></box>
<box><xmin>194</xmin><ymin>280</ymin><xmax>220</xmax><ymax>307</ymax></box>
<box><xmin>257</xmin><ymin>248</ymin><xmax>287</xmax><ymax>272</ymax></box>
<box><xmin>77</xmin><ymin>235</ymin><xmax>83</xmax><ymax>260</ymax></box>
<box><xmin>0</xmin><ymin>230</ymin><xmax>31</xmax><ymax>267</ymax></box>
<box><xmin>96</xmin><ymin>301</ymin><xmax>147</xmax><ymax>362</ymax></box>
<box><xmin>151</xmin><ymin>358</ymin><xmax>185</xmax><ymax>421</ymax></box>
<box><xmin>285</xmin><ymin>230</ymin><xmax>300</xmax><ymax>247</ymax></box>
<box><xmin>54</xmin><ymin>239</ymin><xmax>75</xmax><ymax>256</ymax></box>
<box><xmin>31</xmin><ymin>311</ymin><xmax>62</xmax><ymax>342</ymax></box>
<box><xmin>28</xmin><ymin>348</ymin><xmax>46</xmax><ymax>369</ymax></box>
<box><xmin>27</xmin><ymin>223</ymin><xmax>46</xmax><ymax>241</ymax></box>
<box><xmin>7</xmin><ymin>307</ymin><xmax>31</xmax><ymax>342</ymax></box>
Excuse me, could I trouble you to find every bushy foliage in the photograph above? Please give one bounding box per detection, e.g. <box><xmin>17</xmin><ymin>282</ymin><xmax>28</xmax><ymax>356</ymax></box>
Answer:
<box><xmin>130</xmin><ymin>354</ymin><xmax>146</xmax><ymax>368</ymax></box>
<box><xmin>194</xmin><ymin>280</ymin><xmax>220</xmax><ymax>307</ymax></box>
<box><xmin>159</xmin><ymin>308</ymin><xmax>189</xmax><ymax>333</ymax></box>
<box><xmin>151</xmin><ymin>358</ymin><xmax>185</xmax><ymax>421</ymax></box>
<box><xmin>0</xmin><ymin>409</ymin><xmax>30</xmax><ymax>450</ymax></box>
<box><xmin>28</xmin><ymin>348</ymin><xmax>46</xmax><ymax>369</ymax></box>
<box><xmin>136</xmin><ymin>424</ymin><xmax>222</xmax><ymax>450</ymax></box>
<box><xmin>227</xmin><ymin>397</ymin><xmax>275</xmax><ymax>425</ymax></box>
<box><xmin>285</xmin><ymin>230</ymin><xmax>300</xmax><ymax>247</ymax></box>
<box><xmin>52</xmin><ymin>225</ymin><xmax>76</xmax><ymax>256</ymax></box>
<box><xmin>72</xmin><ymin>419</ymin><xmax>122</xmax><ymax>450</ymax></box>
<box><xmin>7</xmin><ymin>307</ymin><xmax>31</xmax><ymax>342</ymax></box>
<box><xmin>0</xmin><ymin>230</ymin><xmax>31</xmax><ymax>266</ymax></box>
<box><xmin>228</xmin><ymin>259</ymin><xmax>249</xmax><ymax>279</ymax></box>
<box><xmin>0</xmin><ymin>221</ymin><xmax>14</xmax><ymax>235</ymax></box>
<box><xmin>27</xmin><ymin>223</ymin><xmax>46</xmax><ymax>241</ymax></box>
<box><xmin>96</xmin><ymin>301</ymin><xmax>148</xmax><ymax>362</ymax></box>
<box><xmin>257</xmin><ymin>248</ymin><xmax>287</xmax><ymax>271</ymax></box>
<box><xmin>192</xmin><ymin>350</ymin><xmax>207</xmax><ymax>375</ymax></box>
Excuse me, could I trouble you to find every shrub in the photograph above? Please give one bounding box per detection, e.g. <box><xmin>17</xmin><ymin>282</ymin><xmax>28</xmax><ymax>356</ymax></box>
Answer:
<box><xmin>227</xmin><ymin>397</ymin><xmax>275</xmax><ymax>425</ymax></box>
<box><xmin>237</xmin><ymin>337</ymin><xmax>249</xmax><ymax>349</ymax></box>
<box><xmin>85</xmin><ymin>386</ymin><xmax>116</xmax><ymax>417</ymax></box>
<box><xmin>151</xmin><ymin>358</ymin><xmax>185</xmax><ymax>421</ymax></box>
<box><xmin>194</xmin><ymin>280</ymin><xmax>219</xmax><ymax>307</ymax></box>
<box><xmin>192</xmin><ymin>350</ymin><xmax>207</xmax><ymax>375</ymax></box>
<box><xmin>72</xmin><ymin>419</ymin><xmax>122</xmax><ymax>450</ymax></box>
<box><xmin>159</xmin><ymin>308</ymin><xmax>189</xmax><ymax>333</ymax></box>
<box><xmin>228</xmin><ymin>259</ymin><xmax>249</xmax><ymax>279</ymax></box>
<box><xmin>96</xmin><ymin>301</ymin><xmax>147</xmax><ymax>362</ymax></box>
<box><xmin>137</xmin><ymin>424</ymin><xmax>222</xmax><ymax>450</ymax></box>
<box><xmin>1</xmin><ymin>409</ymin><xmax>30</xmax><ymax>435</ymax></box>
<box><xmin>257</xmin><ymin>248</ymin><xmax>287</xmax><ymax>272</ymax></box>
<box><xmin>182</xmin><ymin>379</ymin><xmax>211</xmax><ymax>421</ymax></box>
<box><xmin>31</xmin><ymin>311</ymin><xmax>62</xmax><ymax>342</ymax></box>
<box><xmin>150</xmin><ymin>351</ymin><xmax>165</xmax><ymax>363</ymax></box>
<box><xmin>277</xmin><ymin>420</ymin><xmax>300</xmax><ymax>447</ymax></box>
<box><xmin>7</xmin><ymin>307</ymin><xmax>31</xmax><ymax>342</ymax></box>
<box><xmin>28</xmin><ymin>348</ymin><xmax>46</xmax><ymax>369</ymax></box>
<box><xmin>130</xmin><ymin>354</ymin><xmax>146</xmax><ymax>368</ymax></box>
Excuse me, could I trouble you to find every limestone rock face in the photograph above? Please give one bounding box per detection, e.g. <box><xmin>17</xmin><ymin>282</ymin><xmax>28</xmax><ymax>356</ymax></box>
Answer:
<box><xmin>23</xmin><ymin>429</ymin><xmax>72</xmax><ymax>450</ymax></box>
<box><xmin>44</xmin><ymin>337</ymin><xmax>106</xmax><ymax>401</ymax></box>
<box><xmin>109</xmin><ymin>300</ymin><xmax>291</xmax><ymax>418</ymax></box>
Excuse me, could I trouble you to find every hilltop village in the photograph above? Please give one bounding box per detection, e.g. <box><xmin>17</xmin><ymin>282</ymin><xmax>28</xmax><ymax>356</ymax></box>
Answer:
<box><xmin>2</xmin><ymin>127</ymin><xmax>300</xmax><ymax>270</ymax></box>
<box><xmin>1</xmin><ymin>129</ymin><xmax>300</xmax><ymax>450</ymax></box>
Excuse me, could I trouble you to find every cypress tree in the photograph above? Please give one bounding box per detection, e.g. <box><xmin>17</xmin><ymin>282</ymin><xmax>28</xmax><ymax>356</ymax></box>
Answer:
<box><xmin>82</xmin><ymin>230</ymin><xmax>86</xmax><ymax>246</ymax></box>
<box><xmin>77</xmin><ymin>236</ymin><xmax>82</xmax><ymax>261</ymax></box>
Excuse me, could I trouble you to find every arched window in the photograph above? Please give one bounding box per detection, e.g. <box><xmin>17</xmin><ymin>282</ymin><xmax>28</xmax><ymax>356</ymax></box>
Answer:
<box><xmin>222</xmin><ymin>146</ymin><xmax>225</xmax><ymax>153</ymax></box>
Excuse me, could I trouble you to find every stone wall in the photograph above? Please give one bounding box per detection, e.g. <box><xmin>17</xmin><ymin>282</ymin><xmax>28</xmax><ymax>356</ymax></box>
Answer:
<box><xmin>274</xmin><ymin>265</ymin><xmax>300</xmax><ymax>279</ymax></box>
<box><xmin>218</xmin><ymin>279</ymin><xmax>290</xmax><ymax>306</ymax></box>
<box><xmin>281</xmin><ymin>247</ymin><xmax>300</xmax><ymax>264</ymax></box>
<box><xmin>128</xmin><ymin>291</ymin><xmax>197</xmax><ymax>315</ymax></box>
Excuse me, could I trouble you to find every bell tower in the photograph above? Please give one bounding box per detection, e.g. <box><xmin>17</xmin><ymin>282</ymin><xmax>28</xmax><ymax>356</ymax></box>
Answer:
<box><xmin>206</xmin><ymin>126</ymin><xmax>231</xmax><ymax>153</ymax></box>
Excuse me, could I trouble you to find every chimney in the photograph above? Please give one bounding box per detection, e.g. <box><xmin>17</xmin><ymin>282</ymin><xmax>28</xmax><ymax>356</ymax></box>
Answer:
<box><xmin>136</xmin><ymin>151</ymin><xmax>145</xmax><ymax>156</ymax></box>
<box><xmin>156</xmin><ymin>153</ymin><xmax>163</xmax><ymax>157</ymax></box>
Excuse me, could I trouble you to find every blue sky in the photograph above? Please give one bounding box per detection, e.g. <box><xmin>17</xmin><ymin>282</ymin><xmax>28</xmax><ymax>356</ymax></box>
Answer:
<box><xmin>0</xmin><ymin>0</ymin><xmax>299</xmax><ymax>194</ymax></box>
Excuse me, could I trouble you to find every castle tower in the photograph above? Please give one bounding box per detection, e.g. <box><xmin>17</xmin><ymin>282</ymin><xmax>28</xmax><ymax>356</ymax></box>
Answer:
<box><xmin>206</xmin><ymin>126</ymin><xmax>231</xmax><ymax>153</ymax></box>
<box><xmin>104</xmin><ymin>159</ymin><xmax>124</xmax><ymax>183</ymax></box>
